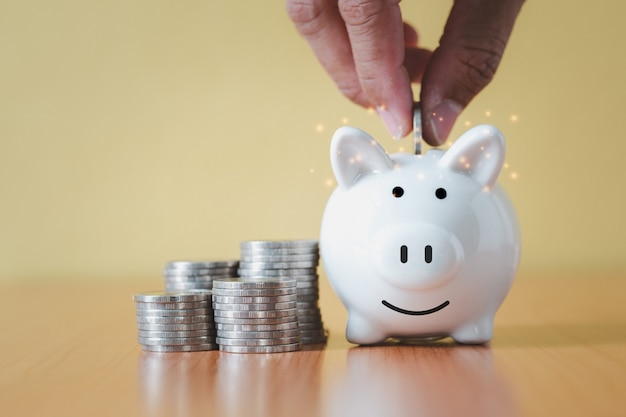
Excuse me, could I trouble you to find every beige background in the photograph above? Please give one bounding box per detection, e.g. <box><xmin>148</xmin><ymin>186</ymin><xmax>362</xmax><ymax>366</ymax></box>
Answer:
<box><xmin>1</xmin><ymin>0</ymin><xmax>625</xmax><ymax>288</ymax></box>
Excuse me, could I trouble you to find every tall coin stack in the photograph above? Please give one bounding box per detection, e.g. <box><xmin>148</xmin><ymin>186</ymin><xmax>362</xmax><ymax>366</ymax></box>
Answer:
<box><xmin>163</xmin><ymin>260</ymin><xmax>239</xmax><ymax>292</ymax></box>
<box><xmin>133</xmin><ymin>291</ymin><xmax>218</xmax><ymax>352</ymax></box>
<box><xmin>238</xmin><ymin>240</ymin><xmax>327</xmax><ymax>345</ymax></box>
<box><xmin>212</xmin><ymin>278</ymin><xmax>302</xmax><ymax>353</ymax></box>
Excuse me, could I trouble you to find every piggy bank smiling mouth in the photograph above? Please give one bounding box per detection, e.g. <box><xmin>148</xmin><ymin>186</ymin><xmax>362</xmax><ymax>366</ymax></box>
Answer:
<box><xmin>381</xmin><ymin>300</ymin><xmax>450</xmax><ymax>316</ymax></box>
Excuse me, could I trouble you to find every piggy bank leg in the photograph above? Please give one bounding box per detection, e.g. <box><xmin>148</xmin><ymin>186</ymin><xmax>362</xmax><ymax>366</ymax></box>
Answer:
<box><xmin>346</xmin><ymin>313</ymin><xmax>388</xmax><ymax>345</ymax></box>
<box><xmin>451</xmin><ymin>315</ymin><xmax>494</xmax><ymax>345</ymax></box>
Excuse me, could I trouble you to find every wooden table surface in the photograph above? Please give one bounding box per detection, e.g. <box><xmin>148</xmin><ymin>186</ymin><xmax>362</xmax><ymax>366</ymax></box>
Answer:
<box><xmin>1</xmin><ymin>270</ymin><xmax>625</xmax><ymax>417</ymax></box>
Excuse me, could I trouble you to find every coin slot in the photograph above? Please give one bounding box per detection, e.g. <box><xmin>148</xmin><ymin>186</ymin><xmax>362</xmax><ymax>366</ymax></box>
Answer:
<box><xmin>425</xmin><ymin>245</ymin><xmax>432</xmax><ymax>263</ymax></box>
<box><xmin>400</xmin><ymin>245</ymin><xmax>408</xmax><ymax>263</ymax></box>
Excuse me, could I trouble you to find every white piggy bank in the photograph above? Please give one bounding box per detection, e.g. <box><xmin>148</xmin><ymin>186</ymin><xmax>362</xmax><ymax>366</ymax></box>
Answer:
<box><xmin>320</xmin><ymin>124</ymin><xmax>521</xmax><ymax>344</ymax></box>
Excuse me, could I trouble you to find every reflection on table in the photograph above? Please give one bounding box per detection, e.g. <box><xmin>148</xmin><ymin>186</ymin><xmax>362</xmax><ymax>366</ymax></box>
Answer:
<box><xmin>138</xmin><ymin>338</ymin><xmax>516</xmax><ymax>417</ymax></box>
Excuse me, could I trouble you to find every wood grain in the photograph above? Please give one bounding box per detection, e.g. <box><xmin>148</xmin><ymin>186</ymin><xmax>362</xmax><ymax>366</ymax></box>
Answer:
<box><xmin>1</xmin><ymin>271</ymin><xmax>625</xmax><ymax>417</ymax></box>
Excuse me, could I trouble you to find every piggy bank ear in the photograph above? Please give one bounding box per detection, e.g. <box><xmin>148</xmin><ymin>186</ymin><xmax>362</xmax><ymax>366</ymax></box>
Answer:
<box><xmin>331</xmin><ymin>126</ymin><xmax>393</xmax><ymax>190</ymax></box>
<box><xmin>439</xmin><ymin>124</ymin><xmax>505</xmax><ymax>188</ymax></box>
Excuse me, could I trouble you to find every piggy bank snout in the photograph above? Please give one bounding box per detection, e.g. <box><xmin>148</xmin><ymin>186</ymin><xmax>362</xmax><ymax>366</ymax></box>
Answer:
<box><xmin>371</xmin><ymin>223</ymin><xmax>464</xmax><ymax>290</ymax></box>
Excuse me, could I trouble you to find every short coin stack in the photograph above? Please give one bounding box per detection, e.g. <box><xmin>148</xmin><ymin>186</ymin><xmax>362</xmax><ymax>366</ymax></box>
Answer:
<box><xmin>134</xmin><ymin>291</ymin><xmax>217</xmax><ymax>352</ymax></box>
<box><xmin>213</xmin><ymin>278</ymin><xmax>302</xmax><ymax>353</ymax></box>
<box><xmin>238</xmin><ymin>240</ymin><xmax>327</xmax><ymax>344</ymax></box>
<box><xmin>163</xmin><ymin>260</ymin><xmax>239</xmax><ymax>292</ymax></box>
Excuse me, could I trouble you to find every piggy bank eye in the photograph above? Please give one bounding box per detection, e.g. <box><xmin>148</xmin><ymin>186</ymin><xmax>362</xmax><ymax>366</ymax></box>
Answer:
<box><xmin>392</xmin><ymin>186</ymin><xmax>404</xmax><ymax>198</ymax></box>
<box><xmin>435</xmin><ymin>188</ymin><xmax>447</xmax><ymax>199</ymax></box>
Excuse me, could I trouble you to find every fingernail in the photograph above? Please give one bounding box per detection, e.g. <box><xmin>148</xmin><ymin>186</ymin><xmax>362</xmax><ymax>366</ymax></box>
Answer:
<box><xmin>377</xmin><ymin>106</ymin><xmax>403</xmax><ymax>140</ymax></box>
<box><xmin>429</xmin><ymin>99</ymin><xmax>462</xmax><ymax>145</ymax></box>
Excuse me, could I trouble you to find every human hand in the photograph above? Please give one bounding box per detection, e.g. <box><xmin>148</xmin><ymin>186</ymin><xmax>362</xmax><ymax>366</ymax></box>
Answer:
<box><xmin>286</xmin><ymin>0</ymin><xmax>525</xmax><ymax>145</ymax></box>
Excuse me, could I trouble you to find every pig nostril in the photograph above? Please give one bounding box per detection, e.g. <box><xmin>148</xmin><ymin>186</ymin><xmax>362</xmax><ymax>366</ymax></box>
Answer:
<box><xmin>425</xmin><ymin>245</ymin><xmax>432</xmax><ymax>263</ymax></box>
<box><xmin>400</xmin><ymin>245</ymin><xmax>408</xmax><ymax>263</ymax></box>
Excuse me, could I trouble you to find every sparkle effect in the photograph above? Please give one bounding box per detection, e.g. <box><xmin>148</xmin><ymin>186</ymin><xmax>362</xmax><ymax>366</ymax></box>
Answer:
<box><xmin>309</xmin><ymin>107</ymin><xmax>521</xmax><ymax>188</ymax></box>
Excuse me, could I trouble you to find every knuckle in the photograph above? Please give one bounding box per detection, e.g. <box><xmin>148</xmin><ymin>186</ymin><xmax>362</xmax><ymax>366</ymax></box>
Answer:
<box><xmin>339</xmin><ymin>83</ymin><xmax>363</xmax><ymax>103</ymax></box>
<box><xmin>336</xmin><ymin>78</ymin><xmax>368</xmax><ymax>105</ymax></box>
<box><xmin>456</xmin><ymin>35</ymin><xmax>506</xmax><ymax>95</ymax></box>
<box><xmin>286</xmin><ymin>0</ymin><xmax>326</xmax><ymax>35</ymax></box>
<box><xmin>338</xmin><ymin>0</ymin><xmax>397</xmax><ymax>27</ymax></box>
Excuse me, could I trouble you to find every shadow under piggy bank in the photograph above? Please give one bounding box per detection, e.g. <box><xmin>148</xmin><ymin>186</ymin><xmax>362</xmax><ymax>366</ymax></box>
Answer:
<box><xmin>326</xmin><ymin>344</ymin><xmax>519</xmax><ymax>417</ymax></box>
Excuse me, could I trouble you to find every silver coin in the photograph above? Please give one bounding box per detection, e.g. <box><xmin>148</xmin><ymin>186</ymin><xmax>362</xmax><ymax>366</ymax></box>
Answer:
<box><xmin>298</xmin><ymin>296</ymin><xmax>319</xmax><ymax>310</ymax></box>
<box><xmin>135</xmin><ymin>307</ymin><xmax>211</xmax><ymax>317</ymax></box>
<box><xmin>141</xmin><ymin>343</ymin><xmax>219</xmax><ymax>352</ymax></box>
<box><xmin>164</xmin><ymin>266</ymin><xmax>236</xmax><ymax>273</ymax></box>
<box><xmin>298</xmin><ymin>311</ymin><xmax>322</xmax><ymax>324</ymax></box>
<box><xmin>238</xmin><ymin>260</ymin><xmax>318</xmax><ymax>270</ymax></box>
<box><xmin>296</xmin><ymin>309</ymin><xmax>322</xmax><ymax>317</ymax></box>
<box><xmin>218</xmin><ymin>342</ymin><xmax>302</xmax><ymax>354</ymax></box>
<box><xmin>215</xmin><ymin>321</ymin><xmax>299</xmax><ymax>332</ymax></box>
<box><xmin>300</xmin><ymin>328</ymin><xmax>327</xmax><ymax>337</ymax></box>
<box><xmin>289</xmin><ymin>274</ymin><xmax>319</xmax><ymax>282</ymax></box>
<box><xmin>163</xmin><ymin>268</ymin><xmax>217</xmax><ymax>275</ymax></box>
<box><xmin>213</xmin><ymin>315</ymin><xmax>299</xmax><ymax>325</ymax></box>
<box><xmin>216</xmin><ymin>335</ymin><xmax>301</xmax><ymax>346</ymax></box>
<box><xmin>296</xmin><ymin>300</ymin><xmax>319</xmax><ymax>309</ymax></box>
<box><xmin>138</xmin><ymin>336</ymin><xmax>214</xmax><ymax>346</ymax></box>
<box><xmin>240</xmin><ymin>240</ymin><xmax>318</xmax><ymax>250</ymax></box>
<box><xmin>240</xmin><ymin>253</ymin><xmax>319</xmax><ymax>263</ymax></box>
<box><xmin>162</xmin><ymin>286</ymin><xmax>212</xmax><ymax>294</ymax></box>
<box><xmin>296</xmin><ymin>289</ymin><xmax>319</xmax><ymax>298</ymax></box>
<box><xmin>212</xmin><ymin>287</ymin><xmax>297</xmax><ymax>297</ymax></box>
<box><xmin>164</xmin><ymin>284</ymin><xmax>212</xmax><ymax>292</ymax></box>
<box><xmin>163</xmin><ymin>274</ymin><xmax>214</xmax><ymax>281</ymax></box>
<box><xmin>175</xmin><ymin>289</ymin><xmax>213</xmax><ymax>295</ymax></box>
<box><xmin>237</xmin><ymin>268</ymin><xmax>317</xmax><ymax>278</ymax></box>
<box><xmin>301</xmin><ymin>336</ymin><xmax>327</xmax><ymax>345</ymax></box>
<box><xmin>217</xmin><ymin>328</ymin><xmax>301</xmax><ymax>339</ymax></box>
<box><xmin>162</xmin><ymin>284</ymin><xmax>213</xmax><ymax>291</ymax></box>
<box><xmin>413</xmin><ymin>101</ymin><xmax>423</xmax><ymax>155</ymax></box>
<box><xmin>164</xmin><ymin>282</ymin><xmax>213</xmax><ymax>292</ymax></box>
<box><xmin>163</xmin><ymin>281</ymin><xmax>213</xmax><ymax>288</ymax></box>
<box><xmin>212</xmin><ymin>294</ymin><xmax>296</xmax><ymax>304</ymax></box>
<box><xmin>132</xmin><ymin>291</ymin><xmax>209</xmax><ymax>303</ymax></box>
<box><xmin>213</xmin><ymin>308</ymin><xmax>298</xmax><ymax>319</ymax></box>
<box><xmin>301</xmin><ymin>339</ymin><xmax>327</xmax><ymax>345</ymax></box>
<box><xmin>295</xmin><ymin>305</ymin><xmax>321</xmax><ymax>314</ymax></box>
<box><xmin>136</xmin><ymin>314</ymin><xmax>213</xmax><ymax>324</ymax></box>
<box><xmin>240</xmin><ymin>247</ymin><xmax>318</xmax><ymax>257</ymax></box>
<box><xmin>295</xmin><ymin>280</ymin><xmax>318</xmax><ymax>289</ymax></box>
<box><xmin>295</xmin><ymin>282</ymin><xmax>319</xmax><ymax>289</ymax></box>
<box><xmin>212</xmin><ymin>301</ymin><xmax>297</xmax><ymax>311</ymax></box>
<box><xmin>165</xmin><ymin>260</ymin><xmax>239</xmax><ymax>270</ymax></box>
<box><xmin>137</xmin><ymin>329</ymin><xmax>212</xmax><ymax>338</ymax></box>
<box><xmin>213</xmin><ymin>278</ymin><xmax>295</xmax><ymax>289</ymax></box>
<box><xmin>240</xmin><ymin>248</ymin><xmax>317</xmax><ymax>256</ymax></box>
<box><xmin>135</xmin><ymin>300</ymin><xmax>209</xmax><ymax>310</ymax></box>
<box><xmin>298</xmin><ymin>322</ymin><xmax>324</xmax><ymax>331</ymax></box>
<box><xmin>296</xmin><ymin>294</ymin><xmax>319</xmax><ymax>302</ymax></box>
<box><xmin>137</xmin><ymin>322</ymin><xmax>213</xmax><ymax>331</ymax></box>
<box><xmin>164</xmin><ymin>269</ymin><xmax>235</xmax><ymax>277</ymax></box>
<box><xmin>163</xmin><ymin>272</ymin><xmax>234</xmax><ymax>280</ymax></box>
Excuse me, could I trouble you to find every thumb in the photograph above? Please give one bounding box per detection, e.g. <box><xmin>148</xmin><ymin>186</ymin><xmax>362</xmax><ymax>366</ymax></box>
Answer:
<box><xmin>420</xmin><ymin>0</ymin><xmax>525</xmax><ymax>145</ymax></box>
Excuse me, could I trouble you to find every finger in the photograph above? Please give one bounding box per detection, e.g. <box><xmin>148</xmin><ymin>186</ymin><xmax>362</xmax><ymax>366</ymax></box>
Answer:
<box><xmin>286</xmin><ymin>0</ymin><xmax>370</xmax><ymax>107</ymax></box>
<box><xmin>403</xmin><ymin>23</ymin><xmax>431</xmax><ymax>84</ymax></box>
<box><xmin>420</xmin><ymin>0</ymin><xmax>525</xmax><ymax>145</ymax></box>
<box><xmin>403</xmin><ymin>22</ymin><xmax>418</xmax><ymax>47</ymax></box>
<box><xmin>404</xmin><ymin>47</ymin><xmax>432</xmax><ymax>83</ymax></box>
<box><xmin>339</xmin><ymin>0</ymin><xmax>413</xmax><ymax>139</ymax></box>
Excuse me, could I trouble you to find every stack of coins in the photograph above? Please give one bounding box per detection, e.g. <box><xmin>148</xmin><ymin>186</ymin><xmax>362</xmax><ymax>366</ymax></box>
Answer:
<box><xmin>238</xmin><ymin>240</ymin><xmax>327</xmax><ymax>344</ymax></box>
<box><xmin>133</xmin><ymin>291</ymin><xmax>218</xmax><ymax>352</ymax></box>
<box><xmin>163</xmin><ymin>260</ymin><xmax>239</xmax><ymax>292</ymax></box>
<box><xmin>212</xmin><ymin>278</ymin><xmax>302</xmax><ymax>353</ymax></box>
